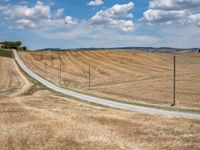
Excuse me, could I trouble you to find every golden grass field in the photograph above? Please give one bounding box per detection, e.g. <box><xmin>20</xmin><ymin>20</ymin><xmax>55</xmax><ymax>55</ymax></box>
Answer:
<box><xmin>0</xmin><ymin>56</ymin><xmax>200</xmax><ymax>149</ymax></box>
<box><xmin>0</xmin><ymin>57</ymin><xmax>31</xmax><ymax>98</ymax></box>
<box><xmin>20</xmin><ymin>50</ymin><xmax>200</xmax><ymax>109</ymax></box>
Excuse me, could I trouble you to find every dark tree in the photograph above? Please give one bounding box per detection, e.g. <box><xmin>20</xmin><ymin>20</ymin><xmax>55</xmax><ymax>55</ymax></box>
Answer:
<box><xmin>22</xmin><ymin>46</ymin><xmax>27</xmax><ymax>51</ymax></box>
<box><xmin>0</xmin><ymin>41</ymin><xmax>24</xmax><ymax>50</ymax></box>
<box><xmin>16</xmin><ymin>41</ymin><xmax>22</xmax><ymax>47</ymax></box>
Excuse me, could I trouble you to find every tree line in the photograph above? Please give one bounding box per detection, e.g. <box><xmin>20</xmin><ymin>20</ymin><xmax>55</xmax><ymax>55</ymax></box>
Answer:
<box><xmin>0</xmin><ymin>41</ymin><xmax>27</xmax><ymax>50</ymax></box>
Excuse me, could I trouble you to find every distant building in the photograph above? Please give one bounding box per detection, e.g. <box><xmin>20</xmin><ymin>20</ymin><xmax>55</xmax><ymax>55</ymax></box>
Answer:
<box><xmin>0</xmin><ymin>43</ymin><xmax>3</xmax><ymax>48</ymax></box>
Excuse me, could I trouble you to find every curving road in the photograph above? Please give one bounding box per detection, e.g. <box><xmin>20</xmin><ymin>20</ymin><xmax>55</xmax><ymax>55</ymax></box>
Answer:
<box><xmin>13</xmin><ymin>50</ymin><xmax>200</xmax><ymax>120</ymax></box>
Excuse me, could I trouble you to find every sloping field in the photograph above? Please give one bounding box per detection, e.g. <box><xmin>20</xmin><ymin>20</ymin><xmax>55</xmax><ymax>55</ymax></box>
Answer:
<box><xmin>0</xmin><ymin>57</ymin><xmax>31</xmax><ymax>97</ymax></box>
<box><xmin>19</xmin><ymin>50</ymin><xmax>200</xmax><ymax>109</ymax></box>
<box><xmin>0</xmin><ymin>56</ymin><xmax>200</xmax><ymax>149</ymax></box>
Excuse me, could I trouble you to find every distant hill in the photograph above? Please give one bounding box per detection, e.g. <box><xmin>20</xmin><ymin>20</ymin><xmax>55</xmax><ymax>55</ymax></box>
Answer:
<box><xmin>36</xmin><ymin>47</ymin><xmax>200</xmax><ymax>52</ymax></box>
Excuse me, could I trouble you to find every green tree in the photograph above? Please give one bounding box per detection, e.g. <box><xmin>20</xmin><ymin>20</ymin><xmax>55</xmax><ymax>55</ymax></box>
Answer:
<box><xmin>22</xmin><ymin>46</ymin><xmax>27</xmax><ymax>51</ymax></box>
<box><xmin>0</xmin><ymin>41</ymin><xmax>25</xmax><ymax>50</ymax></box>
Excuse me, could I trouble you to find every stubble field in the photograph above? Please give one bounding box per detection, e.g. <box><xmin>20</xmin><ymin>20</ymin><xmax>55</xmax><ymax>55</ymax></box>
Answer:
<box><xmin>0</xmin><ymin>56</ymin><xmax>200</xmax><ymax>149</ymax></box>
<box><xmin>20</xmin><ymin>50</ymin><xmax>200</xmax><ymax>109</ymax></box>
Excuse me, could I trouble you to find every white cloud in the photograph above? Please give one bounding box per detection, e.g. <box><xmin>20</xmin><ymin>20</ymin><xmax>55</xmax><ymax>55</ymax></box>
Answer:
<box><xmin>54</xmin><ymin>8</ymin><xmax>64</xmax><ymax>18</ymax></box>
<box><xmin>109</xmin><ymin>20</ymin><xmax>134</xmax><ymax>32</ymax></box>
<box><xmin>150</xmin><ymin>0</ymin><xmax>200</xmax><ymax>10</ymax></box>
<box><xmin>143</xmin><ymin>9</ymin><xmax>189</xmax><ymax>22</ymax></box>
<box><xmin>142</xmin><ymin>0</ymin><xmax>200</xmax><ymax>27</ymax></box>
<box><xmin>90</xmin><ymin>2</ymin><xmax>135</xmax><ymax>31</ymax></box>
<box><xmin>0</xmin><ymin>1</ymin><xmax>135</xmax><ymax>32</ymax></box>
<box><xmin>0</xmin><ymin>1</ymin><xmax>75</xmax><ymax>29</ymax></box>
<box><xmin>64</xmin><ymin>16</ymin><xmax>77</xmax><ymax>25</ymax></box>
<box><xmin>0</xmin><ymin>4</ymin><xmax>18</xmax><ymax>19</ymax></box>
<box><xmin>189</xmin><ymin>13</ymin><xmax>200</xmax><ymax>26</ymax></box>
<box><xmin>87</xmin><ymin>0</ymin><xmax>104</xmax><ymax>6</ymax></box>
<box><xmin>13</xmin><ymin>1</ymin><xmax>51</xmax><ymax>19</ymax></box>
<box><xmin>16</xmin><ymin>19</ymin><xmax>36</xmax><ymax>28</ymax></box>
<box><xmin>92</xmin><ymin>2</ymin><xmax>134</xmax><ymax>18</ymax></box>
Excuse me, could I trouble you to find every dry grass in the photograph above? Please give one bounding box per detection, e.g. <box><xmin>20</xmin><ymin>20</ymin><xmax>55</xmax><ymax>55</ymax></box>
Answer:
<box><xmin>0</xmin><ymin>57</ymin><xmax>24</xmax><ymax>98</ymax></box>
<box><xmin>20</xmin><ymin>50</ymin><xmax>200</xmax><ymax>109</ymax></box>
<box><xmin>0</xmin><ymin>56</ymin><xmax>200</xmax><ymax>149</ymax></box>
<box><xmin>0</xmin><ymin>90</ymin><xmax>200</xmax><ymax>150</ymax></box>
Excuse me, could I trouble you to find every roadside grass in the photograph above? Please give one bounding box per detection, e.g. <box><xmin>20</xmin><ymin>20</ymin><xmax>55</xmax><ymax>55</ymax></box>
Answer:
<box><xmin>0</xmin><ymin>49</ymin><xmax>13</xmax><ymax>58</ymax></box>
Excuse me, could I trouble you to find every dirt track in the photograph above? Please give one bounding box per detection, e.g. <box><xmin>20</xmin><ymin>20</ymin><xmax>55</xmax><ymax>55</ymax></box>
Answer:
<box><xmin>20</xmin><ymin>50</ymin><xmax>200</xmax><ymax>109</ymax></box>
<box><xmin>0</xmin><ymin>57</ymin><xmax>32</xmax><ymax>97</ymax></box>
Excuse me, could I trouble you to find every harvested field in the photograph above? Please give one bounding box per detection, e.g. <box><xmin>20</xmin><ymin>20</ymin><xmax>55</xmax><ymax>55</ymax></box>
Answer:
<box><xmin>0</xmin><ymin>56</ymin><xmax>200</xmax><ymax>149</ymax></box>
<box><xmin>19</xmin><ymin>50</ymin><xmax>200</xmax><ymax>109</ymax></box>
<box><xmin>0</xmin><ymin>57</ymin><xmax>32</xmax><ymax>98</ymax></box>
<box><xmin>1</xmin><ymin>90</ymin><xmax>200</xmax><ymax>150</ymax></box>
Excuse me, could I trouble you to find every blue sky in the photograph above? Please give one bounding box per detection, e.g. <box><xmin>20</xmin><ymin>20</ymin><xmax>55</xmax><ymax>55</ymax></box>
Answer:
<box><xmin>0</xmin><ymin>0</ymin><xmax>200</xmax><ymax>50</ymax></box>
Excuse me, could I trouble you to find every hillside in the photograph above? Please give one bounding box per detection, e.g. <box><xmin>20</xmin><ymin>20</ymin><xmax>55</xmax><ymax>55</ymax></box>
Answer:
<box><xmin>0</xmin><ymin>56</ymin><xmax>200</xmax><ymax>149</ymax></box>
<box><xmin>19</xmin><ymin>50</ymin><xmax>200</xmax><ymax>109</ymax></box>
<box><xmin>0</xmin><ymin>57</ymin><xmax>28</xmax><ymax>97</ymax></box>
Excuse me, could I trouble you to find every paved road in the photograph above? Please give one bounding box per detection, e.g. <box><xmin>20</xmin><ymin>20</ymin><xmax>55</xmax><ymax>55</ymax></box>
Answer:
<box><xmin>13</xmin><ymin>50</ymin><xmax>200</xmax><ymax>120</ymax></box>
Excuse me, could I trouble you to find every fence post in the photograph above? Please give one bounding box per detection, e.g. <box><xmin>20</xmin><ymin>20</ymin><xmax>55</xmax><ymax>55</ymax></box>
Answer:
<box><xmin>89</xmin><ymin>64</ymin><xmax>91</xmax><ymax>89</ymax></box>
<box><xmin>58</xmin><ymin>61</ymin><xmax>61</xmax><ymax>84</ymax></box>
<box><xmin>172</xmin><ymin>55</ymin><xmax>176</xmax><ymax>106</ymax></box>
<box><xmin>60</xmin><ymin>63</ymin><xmax>61</xmax><ymax>82</ymax></box>
<box><xmin>44</xmin><ymin>62</ymin><xmax>47</xmax><ymax>77</ymax></box>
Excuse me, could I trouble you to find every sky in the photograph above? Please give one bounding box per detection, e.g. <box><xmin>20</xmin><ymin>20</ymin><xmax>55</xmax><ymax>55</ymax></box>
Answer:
<box><xmin>0</xmin><ymin>0</ymin><xmax>200</xmax><ymax>50</ymax></box>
